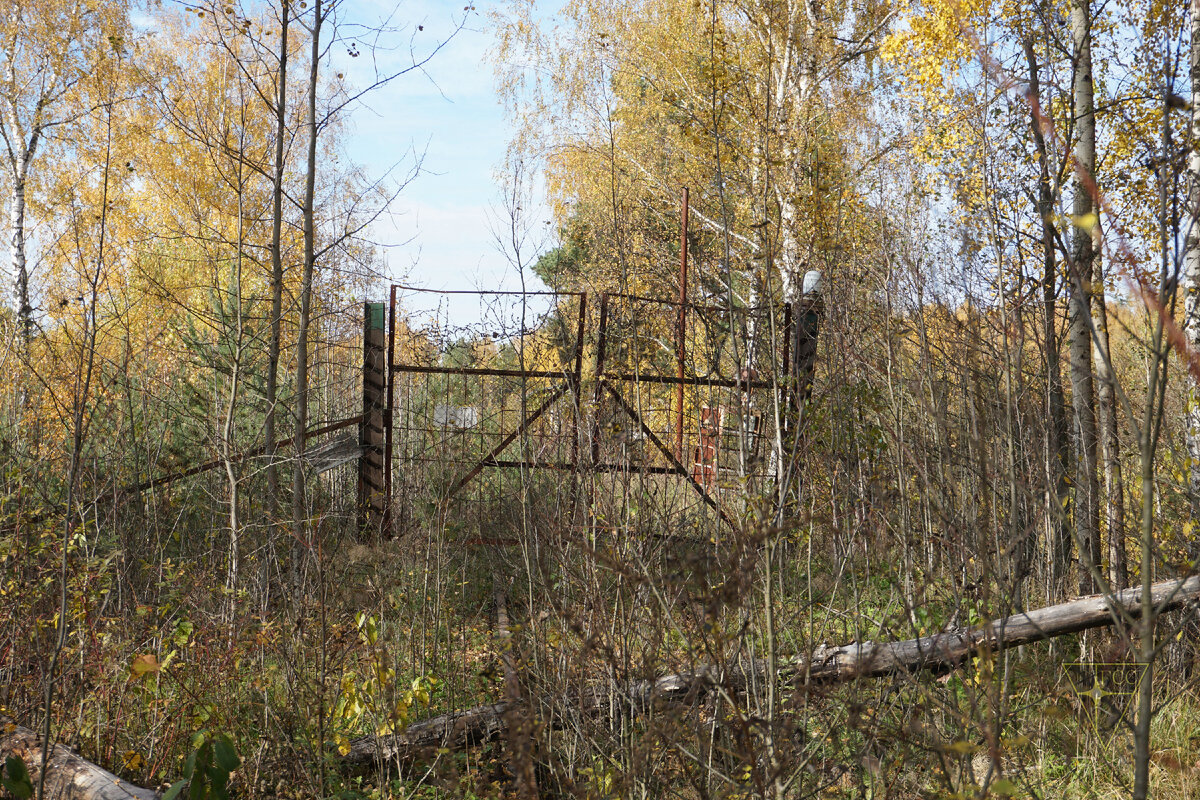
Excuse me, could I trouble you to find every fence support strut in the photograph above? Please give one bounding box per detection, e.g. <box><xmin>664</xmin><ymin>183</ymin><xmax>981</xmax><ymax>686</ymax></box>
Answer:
<box><xmin>675</xmin><ymin>187</ymin><xmax>689</xmax><ymax>459</ymax></box>
<box><xmin>359</xmin><ymin>301</ymin><xmax>387</xmax><ymax>537</ymax></box>
<box><xmin>385</xmin><ymin>286</ymin><xmax>397</xmax><ymax>534</ymax></box>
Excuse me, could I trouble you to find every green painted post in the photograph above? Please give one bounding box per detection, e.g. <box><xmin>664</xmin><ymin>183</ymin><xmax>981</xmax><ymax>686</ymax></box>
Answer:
<box><xmin>359</xmin><ymin>301</ymin><xmax>387</xmax><ymax>537</ymax></box>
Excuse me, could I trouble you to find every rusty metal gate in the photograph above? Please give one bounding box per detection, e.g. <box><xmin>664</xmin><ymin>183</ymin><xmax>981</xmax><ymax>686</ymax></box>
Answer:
<box><xmin>375</xmin><ymin>281</ymin><xmax>822</xmax><ymax>542</ymax></box>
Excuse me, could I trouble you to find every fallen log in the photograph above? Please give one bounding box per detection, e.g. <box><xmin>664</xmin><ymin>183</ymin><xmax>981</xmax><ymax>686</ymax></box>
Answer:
<box><xmin>344</xmin><ymin>575</ymin><xmax>1200</xmax><ymax>770</ymax></box>
<box><xmin>0</xmin><ymin>716</ymin><xmax>158</xmax><ymax>799</ymax></box>
<box><xmin>342</xmin><ymin>703</ymin><xmax>512</xmax><ymax>770</ymax></box>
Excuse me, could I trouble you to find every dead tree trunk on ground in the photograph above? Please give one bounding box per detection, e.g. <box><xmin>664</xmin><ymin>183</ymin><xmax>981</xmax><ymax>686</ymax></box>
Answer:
<box><xmin>344</xmin><ymin>576</ymin><xmax>1200</xmax><ymax>771</ymax></box>
<box><xmin>0</xmin><ymin>717</ymin><xmax>158</xmax><ymax>799</ymax></box>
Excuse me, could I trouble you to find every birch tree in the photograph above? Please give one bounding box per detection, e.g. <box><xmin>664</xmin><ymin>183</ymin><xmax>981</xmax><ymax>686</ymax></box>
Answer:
<box><xmin>0</xmin><ymin>0</ymin><xmax>128</xmax><ymax>342</ymax></box>
<box><xmin>1184</xmin><ymin>0</ymin><xmax>1200</xmax><ymax>525</ymax></box>
<box><xmin>1068</xmin><ymin>0</ymin><xmax>1102</xmax><ymax>595</ymax></box>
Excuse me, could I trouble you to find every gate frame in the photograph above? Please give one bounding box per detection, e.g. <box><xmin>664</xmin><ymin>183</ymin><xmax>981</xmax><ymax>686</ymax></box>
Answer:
<box><xmin>376</xmin><ymin>285</ymin><xmax>823</xmax><ymax>536</ymax></box>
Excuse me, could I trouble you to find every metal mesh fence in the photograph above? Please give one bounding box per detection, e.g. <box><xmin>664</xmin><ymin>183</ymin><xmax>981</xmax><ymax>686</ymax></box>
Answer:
<box><xmin>387</xmin><ymin>287</ymin><xmax>801</xmax><ymax>543</ymax></box>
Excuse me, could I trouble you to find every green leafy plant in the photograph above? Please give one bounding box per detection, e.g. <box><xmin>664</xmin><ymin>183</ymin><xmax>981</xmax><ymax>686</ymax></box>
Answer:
<box><xmin>1</xmin><ymin>755</ymin><xmax>33</xmax><ymax>799</ymax></box>
<box><xmin>162</xmin><ymin>733</ymin><xmax>240</xmax><ymax>800</ymax></box>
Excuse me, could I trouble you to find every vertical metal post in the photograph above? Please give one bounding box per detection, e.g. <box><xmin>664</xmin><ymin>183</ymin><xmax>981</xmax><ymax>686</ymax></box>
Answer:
<box><xmin>781</xmin><ymin>302</ymin><xmax>793</xmax><ymax>386</ymax></box>
<box><xmin>571</xmin><ymin>292</ymin><xmax>588</xmax><ymax>470</ymax></box>
<box><xmin>585</xmin><ymin>293</ymin><xmax>610</xmax><ymax>536</ymax></box>
<box><xmin>569</xmin><ymin>292</ymin><xmax>588</xmax><ymax>526</ymax></box>
<box><xmin>675</xmin><ymin>187</ymin><xmax>689</xmax><ymax>459</ymax></box>
<box><xmin>359</xmin><ymin>301</ymin><xmax>387</xmax><ymax>537</ymax></box>
<box><xmin>591</xmin><ymin>293</ymin><xmax>610</xmax><ymax>465</ymax></box>
<box><xmin>781</xmin><ymin>271</ymin><xmax>824</xmax><ymax>516</ymax></box>
<box><xmin>385</xmin><ymin>285</ymin><xmax>397</xmax><ymax>535</ymax></box>
<box><xmin>792</xmin><ymin>275</ymin><xmax>824</xmax><ymax>419</ymax></box>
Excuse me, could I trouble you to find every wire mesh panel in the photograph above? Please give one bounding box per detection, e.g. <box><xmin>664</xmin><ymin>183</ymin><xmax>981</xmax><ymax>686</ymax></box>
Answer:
<box><xmin>389</xmin><ymin>288</ymin><xmax>586</xmax><ymax>539</ymax></box>
<box><xmin>591</xmin><ymin>293</ymin><xmax>789</xmax><ymax>533</ymax></box>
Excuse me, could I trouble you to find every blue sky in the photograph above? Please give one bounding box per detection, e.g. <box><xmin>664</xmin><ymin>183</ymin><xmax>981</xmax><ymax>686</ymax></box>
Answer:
<box><xmin>339</xmin><ymin>0</ymin><xmax>553</xmax><ymax>324</ymax></box>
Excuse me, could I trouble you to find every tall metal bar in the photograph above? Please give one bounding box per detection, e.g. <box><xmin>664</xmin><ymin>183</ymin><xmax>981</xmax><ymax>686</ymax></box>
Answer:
<box><xmin>781</xmin><ymin>302</ymin><xmax>793</xmax><ymax>386</ymax></box>
<box><xmin>781</xmin><ymin>273</ymin><xmax>824</xmax><ymax>517</ymax></box>
<box><xmin>675</xmin><ymin>187</ymin><xmax>689</xmax><ymax>459</ymax></box>
<box><xmin>384</xmin><ymin>285</ymin><xmax>396</xmax><ymax>535</ymax></box>
<box><xmin>570</xmin><ymin>293</ymin><xmax>588</xmax><ymax>522</ymax></box>
<box><xmin>590</xmin><ymin>293</ymin><xmax>610</xmax><ymax>465</ymax></box>
<box><xmin>358</xmin><ymin>302</ymin><xmax>387</xmax><ymax>536</ymax></box>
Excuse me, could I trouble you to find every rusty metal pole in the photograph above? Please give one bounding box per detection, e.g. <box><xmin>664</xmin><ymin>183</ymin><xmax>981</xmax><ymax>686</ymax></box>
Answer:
<box><xmin>591</xmin><ymin>293</ymin><xmax>610</xmax><ymax>466</ymax></box>
<box><xmin>570</xmin><ymin>293</ymin><xmax>588</xmax><ymax>524</ymax></box>
<box><xmin>587</xmin><ymin>293</ymin><xmax>610</xmax><ymax>536</ymax></box>
<box><xmin>675</xmin><ymin>187</ymin><xmax>689</xmax><ymax>459</ymax></box>
<box><xmin>384</xmin><ymin>284</ymin><xmax>397</xmax><ymax>535</ymax></box>
<box><xmin>571</xmin><ymin>292</ymin><xmax>588</xmax><ymax>468</ymax></box>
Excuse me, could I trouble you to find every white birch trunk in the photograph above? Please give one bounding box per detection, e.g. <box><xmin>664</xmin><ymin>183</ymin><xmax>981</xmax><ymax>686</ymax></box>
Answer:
<box><xmin>1069</xmin><ymin>0</ymin><xmax>1102</xmax><ymax>595</ymax></box>
<box><xmin>7</xmin><ymin>142</ymin><xmax>34</xmax><ymax>340</ymax></box>
<box><xmin>0</xmin><ymin>716</ymin><xmax>158</xmax><ymax>800</ymax></box>
<box><xmin>1184</xmin><ymin>0</ymin><xmax>1200</xmax><ymax>519</ymax></box>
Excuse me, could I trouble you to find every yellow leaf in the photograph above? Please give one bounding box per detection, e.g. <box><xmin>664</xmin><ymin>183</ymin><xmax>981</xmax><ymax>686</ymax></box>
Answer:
<box><xmin>130</xmin><ymin>654</ymin><xmax>160</xmax><ymax>677</ymax></box>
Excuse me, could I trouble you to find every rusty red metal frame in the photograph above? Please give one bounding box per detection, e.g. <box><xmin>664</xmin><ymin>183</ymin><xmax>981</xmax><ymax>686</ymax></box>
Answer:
<box><xmin>675</xmin><ymin>187</ymin><xmax>689</xmax><ymax>459</ymax></box>
<box><xmin>383</xmin><ymin>195</ymin><xmax>823</xmax><ymax>534</ymax></box>
<box><xmin>384</xmin><ymin>283</ymin><xmax>804</xmax><ymax>533</ymax></box>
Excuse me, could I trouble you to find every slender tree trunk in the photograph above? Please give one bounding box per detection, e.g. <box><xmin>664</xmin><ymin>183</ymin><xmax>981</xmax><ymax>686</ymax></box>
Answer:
<box><xmin>223</xmin><ymin>123</ymin><xmax>248</xmax><ymax>628</ymax></box>
<box><xmin>39</xmin><ymin>90</ymin><xmax>112</xmax><ymax>800</ymax></box>
<box><xmin>1</xmin><ymin>44</ymin><xmax>41</xmax><ymax>345</ymax></box>
<box><xmin>1070</xmin><ymin>0</ymin><xmax>1124</xmax><ymax>591</ymax></box>
<box><xmin>292</xmin><ymin>0</ymin><xmax>321</xmax><ymax>582</ymax></box>
<box><xmin>1068</xmin><ymin>10</ymin><xmax>1123</xmax><ymax>590</ymax></box>
<box><xmin>1133</xmin><ymin>75</ymin><xmax>1181</xmax><ymax>799</ymax></box>
<box><xmin>11</xmin><ymin>166</ymin><xmax>31</xmax><ymax>340</ymax></box>
<box><xmin>266</xmin><ymin>0</ymin><xmax>290</xmax><ymax>528</ymax></box>
<box><xmin>1069</xmin><ymin>0</ymin><xmax>1102</xmax><ymax>595</ymax></box>
<box><xmin>1095</xmin><ymin>285</ymin><xmax>1125</xmax><ymax>588</ymax></box>
<box><xmin>7</xmin><ymin>132</ymin><xmax>39</xmax><ymax>343</ymax></box>
<box><xmin>1133</xmin><ymin>258</ymin><xmax>1171</xmax><ymax>800</ymax></box>
<box><xmin>1024</xmin><ymin>41</ymin><xmax>1072</xmax><ymax>597</ymax></box>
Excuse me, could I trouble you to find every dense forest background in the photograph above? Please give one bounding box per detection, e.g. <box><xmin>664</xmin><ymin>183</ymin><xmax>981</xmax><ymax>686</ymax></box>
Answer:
<box><xmin>0</xmin><ymin>0</ymin><xmax>1199</xmax><ymax>798</ymax></box>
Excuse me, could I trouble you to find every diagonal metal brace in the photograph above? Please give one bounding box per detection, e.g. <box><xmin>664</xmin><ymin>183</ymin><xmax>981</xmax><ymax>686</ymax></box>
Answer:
<box><xmin>445</xmin><ymin>382</ymin><xmax>571</xmax><ymax>502</ymax></box>
<box><xmin>604</xmin><ymin>383</ymin><xmax>735</xmax><ymax>529</ymax></box>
